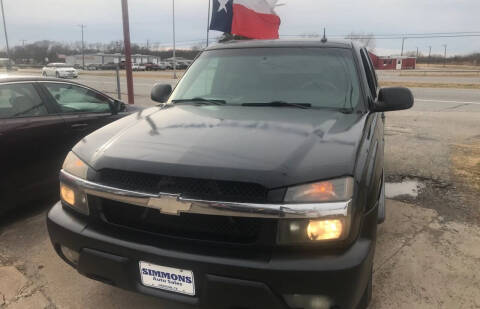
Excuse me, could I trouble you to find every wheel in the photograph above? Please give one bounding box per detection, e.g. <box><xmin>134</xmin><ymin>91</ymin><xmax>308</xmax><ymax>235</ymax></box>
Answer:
<box><xmin>357</xmin><ymin>268</ymin><xmax>373</xmax><ymax>309</ymax></box>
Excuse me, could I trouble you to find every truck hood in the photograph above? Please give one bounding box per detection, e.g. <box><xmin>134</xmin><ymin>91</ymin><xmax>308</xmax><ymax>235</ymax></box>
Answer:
<box><xmin>74</xmin><ymin>105</ymin><xmax>368</xmax><ymax>189</ymax></box>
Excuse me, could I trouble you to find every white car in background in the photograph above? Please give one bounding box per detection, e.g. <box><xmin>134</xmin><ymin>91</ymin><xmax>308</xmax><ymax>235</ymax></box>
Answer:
<box><xmin>42</xmin><ymin>63</ymin><xmax>78</xmax><ymax>79</ymax></box>
<box><xmin>132</xmin><ymin>64</ymin><xmax>146</xmax><ymax>71</ymax></box>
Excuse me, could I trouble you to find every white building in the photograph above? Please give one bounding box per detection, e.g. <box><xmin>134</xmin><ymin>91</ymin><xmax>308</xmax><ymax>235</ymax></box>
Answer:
<box><xmin>65</xmin><ymin>53</ymin><xmax>161</xmax><ymax>66</ymax></box>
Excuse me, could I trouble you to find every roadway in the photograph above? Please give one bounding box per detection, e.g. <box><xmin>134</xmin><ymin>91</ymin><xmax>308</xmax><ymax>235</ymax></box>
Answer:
<box><xmin>377</xmin><ymin>69</ymin><xmax>480</xmax><ymax>85</ymax></box>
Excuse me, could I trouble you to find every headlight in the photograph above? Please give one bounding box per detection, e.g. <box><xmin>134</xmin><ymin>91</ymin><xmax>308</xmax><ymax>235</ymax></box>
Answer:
<box><xmin>284</xmin><ymin>177</ymin><xmax>354</xmax><ymax>203</ymax></box>
<box><xmin>278</xmin><ymin>177</ymin><xmax>354</xmax><ymax>244</ymax></box>
<box><xmin>60</xmin><ymin>152</ymin><xmax>89</xmax><ymax>215</ymax></box>
<box><xmin>63</xmin><ymin>151</ymin><xmax>88</xmax><ymax>179</ymax></box>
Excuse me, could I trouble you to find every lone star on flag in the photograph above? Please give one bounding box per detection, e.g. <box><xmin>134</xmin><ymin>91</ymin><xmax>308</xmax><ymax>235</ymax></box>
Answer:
<box><xmin>217</xmin><ymin>0</ymin><xmax>229</xmax><ymax>13</ymax></box>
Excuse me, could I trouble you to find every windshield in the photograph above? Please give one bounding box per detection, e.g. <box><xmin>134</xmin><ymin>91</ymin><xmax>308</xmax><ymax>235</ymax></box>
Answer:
<box><xmin>51</xmin><ymin>63</ymin><xmax>70</xmax><ymax>68</ymax></box>
<box><xmin>169</xmin><ymin>47</ymin><xmax>362</xmax><ymax>110</ymax></box>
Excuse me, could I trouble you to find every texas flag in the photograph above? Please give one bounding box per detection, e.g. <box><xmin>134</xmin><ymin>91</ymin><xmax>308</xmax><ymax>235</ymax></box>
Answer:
<box><xmin>210</xmin><ymin>0</ymin><xmax>281</xmax><ymax>39</ymax></box>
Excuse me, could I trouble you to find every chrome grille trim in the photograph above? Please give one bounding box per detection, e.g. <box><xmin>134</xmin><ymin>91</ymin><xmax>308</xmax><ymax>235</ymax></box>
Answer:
<box><xmin>60</xmin><ymin>170</ymin><xmax>351</xmax><ymax>219</ymax></box>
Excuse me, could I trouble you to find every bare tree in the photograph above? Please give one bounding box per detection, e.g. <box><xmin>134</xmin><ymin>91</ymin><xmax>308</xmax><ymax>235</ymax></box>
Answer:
<box><xmin>345</xmin><ymin>32</ymin><xmax>376</xmax><ymax>50</ymax></box>
<box><xmin>191</xmin><ymin>43</ymin><xmax>204</xmax><ymax>51</ymax></box>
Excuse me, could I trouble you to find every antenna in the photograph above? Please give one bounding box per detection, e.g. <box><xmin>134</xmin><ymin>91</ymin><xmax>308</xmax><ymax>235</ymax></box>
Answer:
<box><xmin>321</xmin><ymin>28</ymin><xmax>327</xmax><ymax>43</ymax></box>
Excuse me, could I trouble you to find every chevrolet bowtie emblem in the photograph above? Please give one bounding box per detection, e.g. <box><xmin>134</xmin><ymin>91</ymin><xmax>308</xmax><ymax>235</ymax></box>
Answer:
<box><xmin>147</xmin><ymin>195</ymin><xmax>192</xmax><ymax>215</ymax></box>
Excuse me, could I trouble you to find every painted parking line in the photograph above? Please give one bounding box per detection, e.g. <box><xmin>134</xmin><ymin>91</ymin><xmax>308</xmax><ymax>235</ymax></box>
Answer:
<box><xmin>416</xmin><ymin>98</ymin><xmax>480</xmax><ymax>105</ymax></box>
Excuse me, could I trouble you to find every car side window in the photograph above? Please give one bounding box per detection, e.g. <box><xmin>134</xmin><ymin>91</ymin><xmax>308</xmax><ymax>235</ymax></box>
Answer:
<box><xmin>43</xmin><ymin>83</ymin><xmax>112</xmax><ymax>114</ymax></box>
<box><xmin>0</xmin><ymin>83</ymin><xmax>48</xmax><ymax>119</ymax></box>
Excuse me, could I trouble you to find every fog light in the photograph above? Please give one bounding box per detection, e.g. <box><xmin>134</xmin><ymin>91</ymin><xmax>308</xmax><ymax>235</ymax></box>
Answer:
<box><xmin>278</xmin><ymin>218</ymin><xmax>346</xmax><ymax>244</ymax></box>
<box><xmin>283</xmin><ymin>294</ymin><xmax>332</xmax><ymax>309</ymax></box>
<box><xmin>60</xmin><ymin>182</ymin><xmax>89</xmax><ymax>215</ymax></box>
<box><xmin>60</xmin><ymin>246</ymin><xmax>79</xmax><ymax>265</ymax></box>
<box><xmin>60</xmin><ymin>184</ymin><xmax>75</xmax><ymax>205</ymax></box>
<box><xmin>307</xmin><ymin>219</ymin><xmax>343</xmax><ymax>241</ymax></box>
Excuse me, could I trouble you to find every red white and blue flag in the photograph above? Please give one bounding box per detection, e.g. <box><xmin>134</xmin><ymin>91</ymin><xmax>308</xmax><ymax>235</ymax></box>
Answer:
<box><xmin>210</xmin><ymin>0</ymin><xmax>281</xmax><ymax>39</ymax></box>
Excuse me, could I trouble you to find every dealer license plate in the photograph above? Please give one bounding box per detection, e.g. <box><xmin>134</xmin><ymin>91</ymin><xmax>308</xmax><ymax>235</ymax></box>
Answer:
<box><xmin>139</xmin><ymin>261</ymin><xmax>195</xmax><ymax>296</ymax></box>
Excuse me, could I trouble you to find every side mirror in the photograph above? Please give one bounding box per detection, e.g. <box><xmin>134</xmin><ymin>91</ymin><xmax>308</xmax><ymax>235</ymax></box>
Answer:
<box><xmin>151</xmin><ymin>83</ymin><xmax>172</xmax><ymax>103</ymax></box>
<box><xmin>372</xmin><ymin>87</ymin><xmax>414</xmax><ymax>112</ymax></box>
<box><xmin>111</xmin><ymin>100</ymin><xmax>126</xmax><ymax>115</ymax></box>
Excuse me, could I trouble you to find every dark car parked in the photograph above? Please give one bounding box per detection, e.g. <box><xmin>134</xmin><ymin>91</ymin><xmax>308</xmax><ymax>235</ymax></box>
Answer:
<box><xmin>86</xmin><ymin>64</ymin><xmax>99</xmax><ymax>71</ymax></box>
<box><xmin>174</xmin><ymin>61</ymin><xmax>189</xmax><ymax>70</ymax></box>
<box><xmin>99</xmin><ymin>63</ymin><xmax>119</xmax><ymax>70</ymax></box>
<box><xmin>145</xmin><ymin>63</ymin><xmax>165</xmax><ymax>71</ymax></box>
<box><xmin>47</xmin><ymin>40</ymin><xmax>413</xmax><ymax>309</ymax></box>
<box><xmin>0</xmin><ymin>77</ymin><xmax>140</xmax><ymax>215</ymax></box>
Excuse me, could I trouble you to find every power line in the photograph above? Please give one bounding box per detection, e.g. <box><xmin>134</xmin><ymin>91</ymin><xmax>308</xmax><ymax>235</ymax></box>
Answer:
<box><xmin>338</xmin><ymin>34</ymin><xmax>480</xmax><ymax>40</ymax></box>
<box><xmin>344</xmin><ymin>31</ymin><xmax>480</xmax><ymax>37</ymax></box>
<box><xmin>281</xmin><ymin>31</ymin><xmax>480</xmax><ymax>40</ymax></box>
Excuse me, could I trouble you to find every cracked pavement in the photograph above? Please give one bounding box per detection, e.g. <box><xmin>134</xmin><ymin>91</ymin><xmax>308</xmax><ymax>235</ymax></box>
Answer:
<box><xmin>0</xmin><ymin>83</ymin><xmax>479</xmax><ymax>308</ymax></box>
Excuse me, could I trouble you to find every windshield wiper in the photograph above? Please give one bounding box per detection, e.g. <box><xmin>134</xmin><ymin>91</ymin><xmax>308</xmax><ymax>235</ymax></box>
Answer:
<box><xmin>172</xmin><ymin>97</ymin><xmax>226</xmax><ymax>105</ymax></box>
<box><xmin>242</xmin><ymin>101</ymin><xmax>311</xmax><ymax>109</ymax></box>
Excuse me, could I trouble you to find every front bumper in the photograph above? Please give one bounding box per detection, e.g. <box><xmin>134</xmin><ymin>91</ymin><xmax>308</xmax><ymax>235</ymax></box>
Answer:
<box><xmin>47</xmin><ymin>202</ymin><xmax>375</xmax><ymax>309</ymax></box>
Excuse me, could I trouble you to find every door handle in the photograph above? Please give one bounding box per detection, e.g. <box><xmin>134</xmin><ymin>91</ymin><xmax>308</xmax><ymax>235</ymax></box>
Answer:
<box><xmin>71</xmin><ymin>123</ymin><xmax>89</xmax><ymax>129</ymax></box>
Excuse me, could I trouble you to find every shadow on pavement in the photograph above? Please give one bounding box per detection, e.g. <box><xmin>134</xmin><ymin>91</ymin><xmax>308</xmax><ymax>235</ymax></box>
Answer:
<box><xmin>0</xmin><ymin>197</ymin><xmax>58</xmax><ymax>232</ymax></box>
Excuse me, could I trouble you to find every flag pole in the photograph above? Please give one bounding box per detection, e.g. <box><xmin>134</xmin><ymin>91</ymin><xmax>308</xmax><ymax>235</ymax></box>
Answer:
<box><xmin>206</xmin><ymin>0</ymin><xmax>211</xmax><ymax>47</ymax></box>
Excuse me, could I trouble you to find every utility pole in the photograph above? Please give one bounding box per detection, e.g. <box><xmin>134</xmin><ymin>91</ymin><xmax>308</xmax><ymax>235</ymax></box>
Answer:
<box><xmin>146</xmin><ymin>39</ymin><xmax>149</xmax><ymax>51</ymax></box>
<box><xmin>416</xmin><ymin>47</ymin><xmax>419</xmax><ymax>58</ymax></box>
<box><xmin>121</xmin><ymin>0</ymin><xmax>135</xmax><ymax>104</ymax></box>
<box><xmin>442</xmin><ymin>44</ymin><xmax>447</xmax><ymax>67</ymax></box>
<box><xmin>400</xmin><ymin>37</ymin><xmax>405</xmax><ymax>57</ymax></box>
<box><xmin>206</xmin><ymin>0</ymin><xmax>211</xmax><ymax>47</ymax></box>
<box><xmin>78</xmin><ymin>24</ymin><xmax>86</xmax><ymax>69</ymax></box>
<box><xmin>172</xmin><ymin>0</ymin><xmax>177</xmax><ymax>79</ymax></box>
<box><xmin>0</xmin><ymin>0</ymin><xmax>11</xmax><ymax>69</ymax></box>
<box><xmin>115</xmin><ymin>41</ymin><xmax>122</xmax><ymax>100</ymax></box>
<box><xmin>20</xmin><ymin>39</ymin><xmax>27</xmax><ymax>47</ymax></box>
<box><xmin>428</xmin><ymin>46</ymin><xmax>432</xmax><ymax>66</ymax></box>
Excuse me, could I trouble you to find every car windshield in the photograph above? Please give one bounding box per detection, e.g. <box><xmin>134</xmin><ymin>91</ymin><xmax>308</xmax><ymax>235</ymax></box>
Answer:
<box><xmin>169</xmin><ymin>47</ymin><xmax>362</xmax><ymax>110</ymax></box>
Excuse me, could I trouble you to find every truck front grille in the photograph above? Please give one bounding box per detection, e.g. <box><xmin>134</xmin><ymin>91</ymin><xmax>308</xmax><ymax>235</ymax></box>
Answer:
<box><xmin>97</xmin><ymin>169</ymin><xmax>268</xmax><ymax>203</ymax></box>
<box><xmin>96</xmin><ymin>198</ymin><xmax>275</xmax><ymax>244</ymax></box>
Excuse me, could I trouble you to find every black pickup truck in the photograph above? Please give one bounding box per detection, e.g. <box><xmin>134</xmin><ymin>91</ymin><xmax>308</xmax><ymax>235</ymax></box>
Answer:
<box><xmin>47</xmin><ymin>39</ymin><xmax>413</xmax><ymax>309</ymax></box>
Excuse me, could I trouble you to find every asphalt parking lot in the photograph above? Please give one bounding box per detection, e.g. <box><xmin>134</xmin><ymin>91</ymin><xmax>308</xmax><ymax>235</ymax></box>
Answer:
<box><xmin>1</xmin><ymin>70</ymin><xmax>479</xmax><ymax>308</ymax></box>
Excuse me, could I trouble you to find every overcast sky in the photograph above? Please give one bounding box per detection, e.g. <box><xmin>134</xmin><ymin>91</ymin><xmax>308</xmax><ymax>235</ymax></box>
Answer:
<box><xmin>3</xmin><ymin>0</ymin><xmax>480</xmax><ymax>55</ymax></box>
